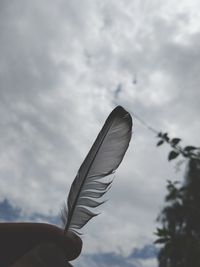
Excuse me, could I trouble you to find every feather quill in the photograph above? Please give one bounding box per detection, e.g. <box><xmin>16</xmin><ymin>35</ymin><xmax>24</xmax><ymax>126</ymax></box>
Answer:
<box><xmin>63</xmin><ymin>106</ymin><xmax>132</xmax><ymax>233</ymax></box>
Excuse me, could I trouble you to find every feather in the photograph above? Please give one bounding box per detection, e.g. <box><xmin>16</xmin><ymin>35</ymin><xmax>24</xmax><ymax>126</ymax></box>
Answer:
<box><xmin>63</xmin><ymin>106</ymin><xmax>132</xmax><ymax>233</ymax></box>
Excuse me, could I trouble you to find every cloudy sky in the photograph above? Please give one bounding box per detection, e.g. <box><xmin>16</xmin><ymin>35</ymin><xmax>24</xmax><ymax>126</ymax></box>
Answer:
<box><xmin>0</xmin><ymin>0</ymin><xmax>200</xmax><ymax>260</ymax></box>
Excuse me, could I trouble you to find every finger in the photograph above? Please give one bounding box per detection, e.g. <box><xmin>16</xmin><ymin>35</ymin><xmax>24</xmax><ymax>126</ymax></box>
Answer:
<box><xmin>11</xmin><ymin>243</ymin><xmax>73</xmax><ymax>267</ymax></box>
<box><xmin>62</xmin><ymin>231</ymin><xmax>82</xmax><ymax>260</ymax></box>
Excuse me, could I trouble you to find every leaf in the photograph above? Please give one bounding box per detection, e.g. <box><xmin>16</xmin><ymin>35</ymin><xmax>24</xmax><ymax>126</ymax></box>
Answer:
<box><xmin>168</xmin><ymin>151</ymin><xmax>180</xmax><ymax>161</ymax></box>
<box><xmin>184</xmin><ymin>146</ymin><xmax>197</xmax><ymax>152</ymax></box>
<box><xmin>171</xmin><ymin>138</ymin><xmax>181</xmax><ymax>146</ymax></box>
<box><xmin>157</xmin><ymin>140</ymin><xmax>164</xmax><ymax>146</ymax></box>
<box><xmin>155</xmin><ymin>227</ymin><xmax>169</xmax><ymax>237</ymax></box>
<box><xmin>163</xmin><ymin>133</ymin><xmax>169</xmax><ymax>142</ymax></box>
<box><xmin>154</xmin><ymin>237</ymin><xmax>170</xmax><ymax>244</ymax></box>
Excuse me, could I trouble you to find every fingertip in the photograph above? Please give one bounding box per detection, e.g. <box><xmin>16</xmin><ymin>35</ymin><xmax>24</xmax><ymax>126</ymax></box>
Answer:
<box><xmin>63</xmin><ymin>231</ymin><xmax>82</xmax><ymax>261</ymax></box>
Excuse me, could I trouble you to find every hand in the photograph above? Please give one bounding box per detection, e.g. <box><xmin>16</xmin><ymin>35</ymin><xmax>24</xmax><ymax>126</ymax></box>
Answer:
<box><xmin>0</xmin><ymin>223</ymin><xmax>82</xmax><ymax>267</ymax></box>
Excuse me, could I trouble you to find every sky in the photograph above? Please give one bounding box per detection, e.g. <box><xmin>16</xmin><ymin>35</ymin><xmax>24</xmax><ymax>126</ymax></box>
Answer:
<box><xmin>0</xmin><ymin>0</ymin><xmax>200</xmax><ymax>261</ymax></box>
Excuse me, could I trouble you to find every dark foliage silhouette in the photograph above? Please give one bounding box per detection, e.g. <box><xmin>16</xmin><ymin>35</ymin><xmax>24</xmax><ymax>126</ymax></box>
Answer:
<box><xmin>156</xmin><ymin>132</ymin><xmax>200</xmax><ymax>161</ymax></box>
<box><xmin>155</xmin><ymin>132</ymin><xmax>200</xmax><ymax>267</ymax></box>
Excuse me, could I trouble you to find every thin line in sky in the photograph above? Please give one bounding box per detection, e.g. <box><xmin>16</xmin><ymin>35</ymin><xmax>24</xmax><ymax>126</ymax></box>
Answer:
<box><xmin>130</xmin><ymin>111</ymin><xmax>159</xmax><ymax>135</ymax></box>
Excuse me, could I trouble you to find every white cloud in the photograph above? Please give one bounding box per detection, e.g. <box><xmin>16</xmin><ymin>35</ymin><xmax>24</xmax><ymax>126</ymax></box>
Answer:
<box><xmin>0</xmin><ymin>0</ymin><xmax>199</xmax><ymax>259</ymax></box>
